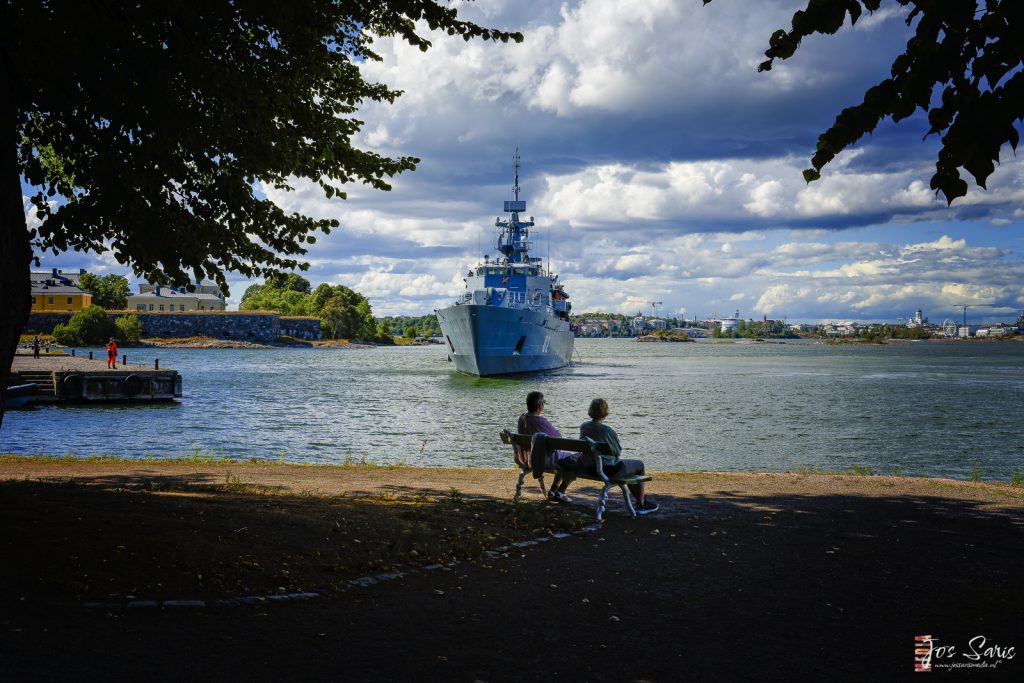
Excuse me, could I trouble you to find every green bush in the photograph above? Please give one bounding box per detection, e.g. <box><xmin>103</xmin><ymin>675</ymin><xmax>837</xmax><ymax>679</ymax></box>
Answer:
<box><xmin>52</xmin><ymin>305</ymin><xmax>115</xmax><ymax>346</ymax></box>
<box><xmin>404</xmin><ymin>326</ymin><xmax>418</xmax><ymax>339</ymax></box>
<box><xmin>115</xmin><ymin>315</ymin><xmax>143</xmax><ymax>343</ymax></box>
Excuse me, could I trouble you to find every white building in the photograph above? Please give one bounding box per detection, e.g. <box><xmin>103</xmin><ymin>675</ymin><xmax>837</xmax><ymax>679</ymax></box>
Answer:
<box><xmin>128</xmin><ymin>283</ymin><xmax>227</xmax><ymax>312</ymax></box>
<box><xmin>717</xmin><ymin>318</ymin><xmax>740</xmax><ymax>333</ymax></box>
<box><xmin>139</xmin><ymin>279</ymin><xmax>223</xmax><ymax>298</ymax></box>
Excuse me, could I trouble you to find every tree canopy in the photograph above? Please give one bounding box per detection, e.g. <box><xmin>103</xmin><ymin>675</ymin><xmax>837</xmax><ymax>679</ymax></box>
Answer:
<box><xmin>239</xmin><ymin>273</ymin><xmax>314</xmax><ymax>314</ymax></box>
<box><xmin>0</xmin><ymin>1</ymin><xmax>520</xmax><ymax>425</ymax></box>
<box><xmin>77</xmin><ymin>273</ymin><xmax>130</xmax><ymax>310</ymax></box>
<box><xmin>705</xmin><ymin>0</ymin><xmax>1024</xmax><ymax>204</ymax></box>
<box><xmin>240</xmin><ymin>275</ymin><xmax>381</xmax><ymax>340</ymax></box>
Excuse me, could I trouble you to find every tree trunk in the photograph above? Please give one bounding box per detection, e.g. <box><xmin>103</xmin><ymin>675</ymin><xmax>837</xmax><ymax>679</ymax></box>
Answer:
<box><xmin>0</xmin><ymin>78</ymin><xmax>32</xmax><ymax>430</ymax></box>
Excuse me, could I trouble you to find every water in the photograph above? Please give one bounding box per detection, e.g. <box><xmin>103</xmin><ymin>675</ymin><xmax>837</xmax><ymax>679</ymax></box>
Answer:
<box><xmin>3</xmin><ymin>339</ymin><xmax>1023</xmax><ymax>481</ymax></box>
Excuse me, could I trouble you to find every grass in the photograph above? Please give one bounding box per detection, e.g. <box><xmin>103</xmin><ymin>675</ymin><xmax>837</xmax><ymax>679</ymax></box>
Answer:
<box><xmin>786</xmin><ymin>463</ymin><xmax>825</xmax><ymax>475</ymax></box>
<box><xmin>2</xmin><ymin>449</ymin><xmax>432</xmax><ymax>470</ymax></box>
<box><xmin>8</xmin><ymin>452</ymin><xmax>1024</xmax><ymax>486</ymax></box>
<box><xmin>1011</xmin><ymin>469</ymin><xmax>1024</xmax><ymax>487</ymax></box>
<box><xmin>142</xmin><ymin>335</ymin><xmax>251</xmax><ymax>344</ymax></box>
<box><xmin>19</xmin><ymin>333</ymin><xmax>55</xmax><ymax>343</ymax></box>
<box><xmin>274</xmin><ymin>335</ymin><xmax>313</xmax><ymax>345</ymax></box>
<box><xmin>969</xmin><ymin>459</ymin><xmax>983</xmax><ymax>482</ymax></box>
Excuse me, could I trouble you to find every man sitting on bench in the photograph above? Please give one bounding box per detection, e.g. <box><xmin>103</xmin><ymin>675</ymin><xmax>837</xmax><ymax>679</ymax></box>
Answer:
<box><xmin>580</xmin><ymin>398</ymin><xmax>659</xmax><ymax>515</ymax></box>
<box><xmin>516</xmin><ymin>391</ymin><xmax>577</xmax><ymax>503</ymax></box>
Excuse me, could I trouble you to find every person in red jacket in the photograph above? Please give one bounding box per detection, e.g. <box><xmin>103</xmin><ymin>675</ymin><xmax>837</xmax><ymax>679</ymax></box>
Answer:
<box><xmin>106</xmin><ymin>337</ymin><xmax>118</xmax><ymax>369</ymax></box>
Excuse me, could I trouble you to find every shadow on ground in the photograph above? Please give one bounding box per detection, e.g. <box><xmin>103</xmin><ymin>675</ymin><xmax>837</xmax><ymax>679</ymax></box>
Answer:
<box><xmin>0</xmin><ymin>475</ymin><xmax>586</xmax><ymax>605</ymax></box>
<box><xmin>2</xmin><ymin>476</ymin><xmax>1022</xmax><ymax>681</ymax></box>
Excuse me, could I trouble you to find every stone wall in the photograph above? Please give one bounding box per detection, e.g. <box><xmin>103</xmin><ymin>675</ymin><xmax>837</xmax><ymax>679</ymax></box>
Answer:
<box><xmin>280</xmin><ymin>317</ymin><xmax>321</xmax><ymax>340</ymax></box>
<box><xmin>24</xmin><ymin>312</ymin><xmax>74</xmax><ymax>334</ymax></box>
<box><xmin>26</xmin><ymin>311</ymin><xmax>322</xmax><ymax>342</ymax></box>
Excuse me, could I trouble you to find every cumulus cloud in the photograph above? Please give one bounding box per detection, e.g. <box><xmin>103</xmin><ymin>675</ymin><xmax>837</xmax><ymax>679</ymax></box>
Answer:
<box><xmin>25</xmin><ymin>1</ymin><xmax>1024</xmax><ymax>323</ymax></box>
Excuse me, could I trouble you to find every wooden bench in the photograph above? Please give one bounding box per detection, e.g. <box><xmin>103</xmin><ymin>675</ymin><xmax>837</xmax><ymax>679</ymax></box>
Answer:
<box><xmin>500</xmin><ymin>430</ymin><xmax>652</xmax><ymax>521</ymax></box>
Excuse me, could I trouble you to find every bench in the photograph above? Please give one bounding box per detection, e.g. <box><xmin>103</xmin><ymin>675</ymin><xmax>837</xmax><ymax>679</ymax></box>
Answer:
<box><xmin>499</xmin><ymin>430</ymin><xmax>653</xmax><ymax>521</ymax></box>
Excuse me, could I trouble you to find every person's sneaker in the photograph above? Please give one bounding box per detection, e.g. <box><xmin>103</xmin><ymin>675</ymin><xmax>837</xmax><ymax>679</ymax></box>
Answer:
<box><xmin>547</xmin><ymin>490</ymin><xmax>571</xmax><ymax>504</ymax></box>
<box><xmin>635</xmin><ymin>499</ymin><xmax>659</xmax><ymax>515</ymax></box>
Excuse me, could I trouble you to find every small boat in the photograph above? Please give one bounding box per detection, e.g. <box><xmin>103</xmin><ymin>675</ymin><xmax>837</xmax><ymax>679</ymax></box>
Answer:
<box><xmin>4</xmin><ymin>383</ymin><xmax>37</xmax><ymax>409</ymax></box>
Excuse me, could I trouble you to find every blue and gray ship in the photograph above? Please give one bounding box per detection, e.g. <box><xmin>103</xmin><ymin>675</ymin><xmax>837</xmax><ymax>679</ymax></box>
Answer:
<box><xmin>435</xmin><ymin>152</ymin><xmax>574</xmax><ymax>376</ymax></box>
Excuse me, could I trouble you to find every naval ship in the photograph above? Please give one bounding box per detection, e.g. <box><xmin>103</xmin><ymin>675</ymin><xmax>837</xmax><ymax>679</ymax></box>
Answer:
<box><xmin>435</xmin><ymin>152</ymin><xmax>574</xmax><ymax>376</ymax></box>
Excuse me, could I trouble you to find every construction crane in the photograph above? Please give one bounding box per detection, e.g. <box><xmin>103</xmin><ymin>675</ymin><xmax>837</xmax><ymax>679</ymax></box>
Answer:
<box><xmin>952</xmin><ymin>302</ymin><xmax>996</xmax><ymax>328</ymax></box>
<box><xmin>625</xmin><ymin>297</ymin><xmax>663</xmax><ymax>318</ymax></box>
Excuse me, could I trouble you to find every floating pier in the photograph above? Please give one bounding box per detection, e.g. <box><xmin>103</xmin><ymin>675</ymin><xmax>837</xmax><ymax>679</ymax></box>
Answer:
<box><xmin>9</xmin><ymin>353</ymin><xmax>182</xmax><ymax>405</ymax></box>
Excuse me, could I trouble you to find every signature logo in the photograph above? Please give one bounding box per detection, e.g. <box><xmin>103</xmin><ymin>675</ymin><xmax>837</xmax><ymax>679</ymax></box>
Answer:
<box><xmin>915</xmin><ymin>634</ymin><xmax>1016</xmax><ymax>672</ymax></box>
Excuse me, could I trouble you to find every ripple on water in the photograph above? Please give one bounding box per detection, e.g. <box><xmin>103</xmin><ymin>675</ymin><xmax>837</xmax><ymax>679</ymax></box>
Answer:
<box><xmin>2</xmin><ymin>339</ymin><xmax>1023</xmax><ymax>480</ymax></box>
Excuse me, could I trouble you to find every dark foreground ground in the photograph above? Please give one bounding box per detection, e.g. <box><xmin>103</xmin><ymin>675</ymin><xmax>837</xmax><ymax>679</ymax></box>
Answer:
<box><xmin>1</xmin><ymin>461</ymin><xmax>1022</xmax><ymax>681</ymax></box>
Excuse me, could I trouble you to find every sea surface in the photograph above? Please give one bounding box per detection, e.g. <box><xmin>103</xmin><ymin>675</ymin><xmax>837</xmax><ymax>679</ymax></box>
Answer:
<box><xmin>3</xmin><ymin>339</ymin><xmax>1023</xmax><ymax>481</ymax></box>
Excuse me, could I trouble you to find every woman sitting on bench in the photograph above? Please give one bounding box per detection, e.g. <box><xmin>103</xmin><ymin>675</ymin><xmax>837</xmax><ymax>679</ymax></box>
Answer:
<box><xmin>580</xmin><ymin>398</ymin><xmax>659</xmax><ymax>515</ymax></box>
<box><xmin>517</xmin><ymin>391</ymin><xmax>577</xmax><ymax>503</ymax></box>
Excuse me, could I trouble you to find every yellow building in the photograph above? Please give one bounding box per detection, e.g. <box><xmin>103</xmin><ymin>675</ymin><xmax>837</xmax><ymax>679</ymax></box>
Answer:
<box><xmin>30</xmin><ymin>269</ymin><xmax>93</xmax><ymax>312</ymax></box>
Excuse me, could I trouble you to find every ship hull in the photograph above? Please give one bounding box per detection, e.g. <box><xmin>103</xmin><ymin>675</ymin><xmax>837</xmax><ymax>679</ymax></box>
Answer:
<box><xmin>435</xmin><ymin>304</ymin><xmax>574</xmax><ymax>376</ymax></box>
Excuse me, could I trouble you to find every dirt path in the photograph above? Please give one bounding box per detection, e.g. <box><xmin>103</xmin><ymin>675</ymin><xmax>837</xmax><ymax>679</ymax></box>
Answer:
<box><xmin>2</xmin><ymin>460</ymin><xmax>1022</xmax><ymax>680</ymax></box>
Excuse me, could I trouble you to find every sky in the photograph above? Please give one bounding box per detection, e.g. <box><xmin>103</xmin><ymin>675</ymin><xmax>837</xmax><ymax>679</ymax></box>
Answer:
<box><xmin>26</xmin><ymin>0</ymin><xmax>1024</xmax><ymax>324</ymax></box>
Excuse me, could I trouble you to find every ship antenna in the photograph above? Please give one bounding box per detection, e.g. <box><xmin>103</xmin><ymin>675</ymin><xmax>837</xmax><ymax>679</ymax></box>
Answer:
<box><xmin>547</xmin><ymin>225</ymin><xmax>551</xmax><ymax>275</ymax></box>
<box><xmin>512</xmin><ymin>146</ymin><xmax>520</xmax><ymax>201</ymax></box>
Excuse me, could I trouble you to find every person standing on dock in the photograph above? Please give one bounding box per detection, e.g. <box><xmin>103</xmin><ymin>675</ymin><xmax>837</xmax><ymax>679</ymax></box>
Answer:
<box><xmin>106</xmin><ymin>337</ymin><xmax>118</xmax><ymax>369</ymax></box>
<box><xmin>32</xmin><ymin>336</ymin><xmax>40</xmax><ymax>359</ymax></box>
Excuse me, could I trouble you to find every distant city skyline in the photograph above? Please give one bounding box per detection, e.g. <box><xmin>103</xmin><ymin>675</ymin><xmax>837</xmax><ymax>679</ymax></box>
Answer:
<box><xmin>24</xmin><ymin>0</ymin><xmax>1024</xmax><ymax>323</ymax></box>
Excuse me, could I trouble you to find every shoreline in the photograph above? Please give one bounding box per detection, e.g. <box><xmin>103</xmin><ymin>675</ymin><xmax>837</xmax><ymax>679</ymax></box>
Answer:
<box><xmin>3</xmin><ymin>454</ymin><xmax>1022</xmax><ymax>499</ymax></box>
<box><xmin>25</xmin><ymin>334</ymin><xmax>1023</xmax><ymax>350</ymax></box>
<box><xmin>3</xmin><ymin>452</ymin><xmax>1023</xmax><ymax>488</ymax></box>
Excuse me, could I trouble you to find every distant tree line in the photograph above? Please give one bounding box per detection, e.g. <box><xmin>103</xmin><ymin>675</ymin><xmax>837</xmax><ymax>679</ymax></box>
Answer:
<box><xmin>861</xmin><ymin>325</ymin><xmax>930</xmax><ymax>341</ymax></box>
<box><xmin>240</xmin><ymin>274</ymin><xmax>390</xmax><ymax>342</ymax></box>
<box><xmin>712</xmin><ymin>320</ymin><xmax>798</xmax><ymax>339</ymax></box>
<box><xmin>379</xmin><ymin>315</ymin><xmax>442</xmax><ymax>339</ymax></box>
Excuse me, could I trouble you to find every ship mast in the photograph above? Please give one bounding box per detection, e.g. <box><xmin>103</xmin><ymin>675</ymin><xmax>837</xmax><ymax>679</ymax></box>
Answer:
<box><xmin>496</xmin><ymin>147</ymin><xmax>536</xmax><ymax>266</ymax></box>
<box><xmin>512</xmin><ymin>147</ymin><xmax>520</xmax><ymax>201</ymax></box>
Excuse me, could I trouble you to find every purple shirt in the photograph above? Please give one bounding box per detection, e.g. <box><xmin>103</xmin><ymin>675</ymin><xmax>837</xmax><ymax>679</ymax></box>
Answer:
<box><xmin>518</xmin><ymin>413</ymin><xmax>571</xmax><ymax>469</ymax></box>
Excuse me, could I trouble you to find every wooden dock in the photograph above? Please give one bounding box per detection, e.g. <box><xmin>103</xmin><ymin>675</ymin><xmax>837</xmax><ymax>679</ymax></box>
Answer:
<box><xmin>9</xmin><ymin>353</ymin><xmax>182</xmax><ymax>404</ymax></box>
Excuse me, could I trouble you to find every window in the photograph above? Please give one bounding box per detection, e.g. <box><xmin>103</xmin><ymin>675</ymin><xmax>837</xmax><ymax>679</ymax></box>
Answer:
<box><xmin>180</xmin><ymin>304</ymin><xmax>186</xmax><ymax>311</ymax></box>
<box><xmin>137</xmin><ymin>305</ymin><xmax>145</xmax><ymax>311</ymax></box>
<box><xmin>67</xmin><ymin>297</ymin><xmax>73</xmax><ymax>305</ymax></box>
<box><xmin>48</xmin><ymin>296</ymin><xmax>54</xmax><ymax>304</ymax></box>
<box><xmin>31</xmin><ymin>297</ymin><xmax>36</xmax><ymax>304</ymax></box>
<box><xmin>148</xmin><ymin>304</ymin><xmax>154</xmax><ymax>311</ymax></box>
<box><xmin>159</xmin><ymin>304</ymin><xmax>164</xmax><ymax>311</ymax></box>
